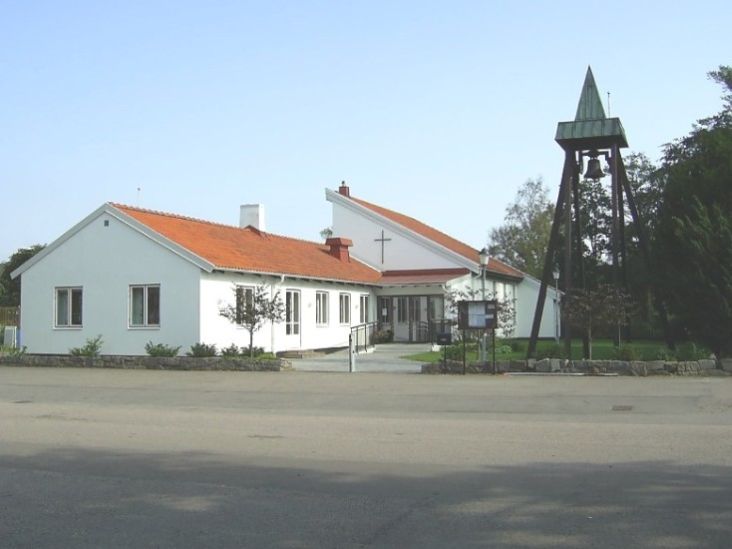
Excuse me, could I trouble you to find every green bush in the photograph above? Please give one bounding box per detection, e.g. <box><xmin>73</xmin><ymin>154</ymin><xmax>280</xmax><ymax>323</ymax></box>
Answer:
<box><xmin>0</xmin><ymin>345</ymin><xmax>26</xmax><ymax>357</ymax></box>
<box><xmin>496</xmin><ymin>344</ymin><xmax>513</xmax><ymax>355</ymax></box>
<box><xmin>145</xmin><ymin>341</ymin><xmax>181</xmax><ymax>357</ymax></box>
<box><xmin>508</xmin><ymin>340</ymin><xmax>526</xmax><ymax>353</ymax></box>
<box><xmin>221</xmin><ymin>343</ymin><xmax>243</xmax><ymax>357</ymax></box>
<box><xmin>655</xmin><ymin>347</ymin><xmax>677</xmax><ymax>361</ymax></box>
<box><xmin>187</xmin><ymin>343</ymin><xmax>218</xmax><ymax>357</ymax></box>
<box><xmin>675</xmin><ymin>342</ymin><xmax>710</xmax><ymax>361</ymax></box>
<box><xmin>70</xmin><ymin>335</ymin><xmax>103</xmax><ymax>357</ymax></box>
<box><xmin>613</xmin><ymin>345</ymin><xmax>638</xmax><ymax>361</ymax></box>
<box><xmin>536</xmin><ymin>343</ymin><xmax>565</xmax><ymax>359</ymax></box>
<box><xmin>257</xmin><ymin>352</ymin><xmax>277</xmax><ymax>360</ymax></box>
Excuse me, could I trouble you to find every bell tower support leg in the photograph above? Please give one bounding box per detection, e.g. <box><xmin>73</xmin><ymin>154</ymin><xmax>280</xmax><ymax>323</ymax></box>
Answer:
<box><xmin>527</xmin><ymin>151</ymin><xmax>573</xmax><ymax>358</ymax></box>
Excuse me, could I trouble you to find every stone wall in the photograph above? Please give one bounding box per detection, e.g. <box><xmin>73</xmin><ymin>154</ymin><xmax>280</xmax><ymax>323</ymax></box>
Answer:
<box><xmin>422</xmin><ymin>358</ymin><xmax>730</xmax><ymax>376</ymax></box>
<box><xmin>0</xmin><ymin>354</ymin><xmax>290</xmax><ymax>372</ymax></box>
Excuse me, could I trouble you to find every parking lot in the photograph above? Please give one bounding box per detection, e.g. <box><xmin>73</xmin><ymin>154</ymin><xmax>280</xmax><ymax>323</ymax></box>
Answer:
<box><xmin>2</xmin><ymin>366</ymin><xmax>732</xmax><ymax>548</ymax></box>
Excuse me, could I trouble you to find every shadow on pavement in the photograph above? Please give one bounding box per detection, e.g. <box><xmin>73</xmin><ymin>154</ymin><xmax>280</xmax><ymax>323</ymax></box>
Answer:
<box><xmin>2</xmin><ymin>447</ymin><xmax>731</xmax><ymax>548</ymax></box>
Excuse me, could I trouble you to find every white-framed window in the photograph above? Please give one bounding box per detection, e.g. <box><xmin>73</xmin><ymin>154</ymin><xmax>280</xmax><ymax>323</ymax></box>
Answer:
<box><xmin>129</xmin><ymin>285</ymin><xmax>160</xmax><ymax>327</ymax></box>
<box><xmin>316</xmin><ymin>291</ymin><xmax>328</xmax><ymax>326</ymax></box>
<box><xmin>235</xmin><ymin>286</ymin><xmax>254</xmax><ymax>325</ymax></box>
<box><xmin>55</xmin><ymin>287</ymin><xmax>83</xmax><ymax>327</ymax></box>
<box><xmin>359</xmin><ymin>294</ymin><xmax>370</xmax><ymax>323</ymax></box>
<box><xmin>339</xmin><ymin>293</ymin><xmax>350</xmax><ymax>325</ymax></box>
<box><xmin>286</xmin><ymin>289</ymin><xmax>300</xmax><ymax>335</ymax></box>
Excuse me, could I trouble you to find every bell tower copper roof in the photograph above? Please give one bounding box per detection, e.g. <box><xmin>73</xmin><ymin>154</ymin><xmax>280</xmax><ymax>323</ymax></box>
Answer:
<box><xmin>555</xmin><ymin>66</ymin><xmax>628</xmax><ymax>150</ymax></box>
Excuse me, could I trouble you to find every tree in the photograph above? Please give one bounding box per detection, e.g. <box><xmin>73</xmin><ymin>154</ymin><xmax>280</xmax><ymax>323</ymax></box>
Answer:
<box><xmin>0</xmin><ymin>245</ymin><xmax>46</xmax><ymax>306</ymax></box>
<box><xmin>219</xmin><ymin>284</ymin><xmax>285</xmax><ymax>357</ymax></box>
<box><xmin>489</xmin><ymin>178</ymin><xmax>553</xmax><ymax>278</ymax></box>
<box><xmin>563</xmin><ymin>285</ymin><xmax>635</xmax><ymax>359</ymax></box>
<box><xmin>655</xmin><ymin>65</ymin><xmax>732</xmax><ymax>357</ymax></box>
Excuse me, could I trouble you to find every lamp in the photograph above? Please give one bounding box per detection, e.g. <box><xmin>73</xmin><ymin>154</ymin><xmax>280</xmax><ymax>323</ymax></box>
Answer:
<box><xmin>479</xmin><ymin>247</ymin><xmax>490</xmax><ymax>268</ymax></box>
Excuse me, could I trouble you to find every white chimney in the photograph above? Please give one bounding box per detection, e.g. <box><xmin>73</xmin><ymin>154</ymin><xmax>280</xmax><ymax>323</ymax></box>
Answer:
<box><xmin>240</xmin><ymin>204</ymin><xmax>265</xmax><ymax>231</ymax></box>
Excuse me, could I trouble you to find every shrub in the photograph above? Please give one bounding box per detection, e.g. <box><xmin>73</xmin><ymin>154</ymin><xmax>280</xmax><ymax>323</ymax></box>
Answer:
<box><xmin>145</xmin><ymin>341</ymin><xmax>181</xmax><ymax>357</ymax></box>
<box><xmin>187</xmin><ymin>343</ymin><xmax>217</xmax><ymax>357</ymax></box>
<box><xmin>0</xmin><ymin>345</ymin><xmax>26</xmax><ymax>357</ymax></box>
<box><xmin>508</xmin><ymin>340</ymin><xmax>526</xmax><ymax>353</ymax></box>
<box><xmin>257</xmin><ymin>352</ymin><xmax>277</xmax><ymax>360</ymax></box>
<box><xmin>373</xmin><ymin>329</ymin><xmax>394</xmax><ymax>344</ymax></box>
<box><xmin>70</xmin><ymin>335</ymin><xmax>103</xmax><ymax>357</ymax></box>
<box><xmin>221</xmin><ymin>343</ymin><xmax>244</xmax><ymax>357</ymax></box>
<box><xmin>536</xmin><ymin>343</ymin><xmax>565</xmax><ymax>359</ymax></box>
<box><xmin>675</xmin><ymin>342</ymin><xmax>710</xmax><ymax>361</ymax></box>
<box><xmin>613</xmin><ymin>345</ymin><xmax>637</xmax><ymax>361</ymax></box>
<box><xmin>496</xmin><ymin>344</ymin><xmax>513</xmax><ymax>355</ymax></box>
<box><xmin>655</xmin><ymin>347</ymin><xmax>677</xmax><ymax>361</ymax></box>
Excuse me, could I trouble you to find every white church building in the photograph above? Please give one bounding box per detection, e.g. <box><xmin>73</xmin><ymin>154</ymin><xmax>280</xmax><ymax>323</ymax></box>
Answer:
<box><xmin>11</xmin><ymin>183</ymin><xmax>558</xmax><ymax>355</ymax></box>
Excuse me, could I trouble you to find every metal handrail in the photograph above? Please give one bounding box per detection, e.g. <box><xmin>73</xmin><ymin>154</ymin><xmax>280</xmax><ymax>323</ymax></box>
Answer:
<box><xmin>350</xmin><ymin>321</ymin><xmax>377</xmax><ymax>353</ymax></box>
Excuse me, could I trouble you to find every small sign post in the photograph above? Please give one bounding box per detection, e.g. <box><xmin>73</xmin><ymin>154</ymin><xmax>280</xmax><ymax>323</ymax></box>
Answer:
<box><xmin>457</xmin><ymin>300</ymin><xmax>499</xmax><ymax>374</ymax></box>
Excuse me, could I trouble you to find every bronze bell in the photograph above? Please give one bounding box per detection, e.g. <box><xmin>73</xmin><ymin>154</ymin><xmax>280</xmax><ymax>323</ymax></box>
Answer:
<box><xmin>584</xmin><ymin>157</ymin><xmax>605</xmax><ymax>180</ymax></box>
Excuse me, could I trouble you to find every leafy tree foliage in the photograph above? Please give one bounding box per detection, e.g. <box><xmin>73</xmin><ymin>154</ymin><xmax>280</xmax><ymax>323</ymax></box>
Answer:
<box><xmin>563</xmin><ymin>285</ymin><xmax>635</xmax><ymax>359</ymax></box>
<box><xmin>0</xmin><ymin>245</ymin><xmax>45</xmax><ymax>306</ymax></box>
<box><xmin>219</xmin><ymin>283</ymin><xmax>285</xmax><ymax>357</ymax></box>
<box><xmin>655</xmin><ymin>66</ymin><xmax>732</xmax><ymax>357</ymax></box>
<box><xmin>488</xmin><ymin>178</ymin><xmax>553</xmax><ymax>278</ymax></box>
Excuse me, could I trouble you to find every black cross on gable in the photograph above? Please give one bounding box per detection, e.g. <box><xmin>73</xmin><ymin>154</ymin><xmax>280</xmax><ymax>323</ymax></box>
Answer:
<box><xmin>374</xmin><ymin>229</ymin><xmax>392</xmax><ymax>264</ymax></box>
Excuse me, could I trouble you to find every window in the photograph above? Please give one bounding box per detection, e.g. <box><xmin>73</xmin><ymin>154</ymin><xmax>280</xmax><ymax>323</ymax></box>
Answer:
<box><xmin>316</xmin><ymin>291</ymin><xmax>328</xmax><ymax>325</ymax></box>
<box><xmin>130</xmin><ymin>285</ymin><xmax>160</xmax><ymax>327</ymax></box>
<box><xmin>397</xmin><ymin>297</ymin><xmax>407</xmax><ymax>323</ymax></box>
<box><xmin>286</xmin><ymin>290</ymin><xmax>300</xmax><ymax>335</ymax></box>
<box><xmin>55</xmin><ymin>287</ymin><xmax>83</xmax><ymax>327</ymax></box>
<box><xmin>235</xmin><ymin>286</ymin><xmax>254</xmax><ymax>325</ymax></box>
<box><xmin>359</xmin><ymin>294</ymin><xmax>370</xmax><ymax>323</ymax></box>
<box><xmin>339</xmin><ymin>293</ymin><xmax>350</xmax><ymax>324</ymax></box>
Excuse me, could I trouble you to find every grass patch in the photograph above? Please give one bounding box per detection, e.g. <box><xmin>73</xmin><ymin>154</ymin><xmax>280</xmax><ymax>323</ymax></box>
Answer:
<box><xmin>402</xmin><ymin>339</ymin><xmax>694</xmax><ymax>363</ymax></box>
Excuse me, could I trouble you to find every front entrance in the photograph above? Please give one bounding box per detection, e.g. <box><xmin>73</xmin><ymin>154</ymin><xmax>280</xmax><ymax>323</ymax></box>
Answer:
<box><xmin>378</xmin><ymin>296</ymin><xmax>444</xmax><ymax>343</ymax></box>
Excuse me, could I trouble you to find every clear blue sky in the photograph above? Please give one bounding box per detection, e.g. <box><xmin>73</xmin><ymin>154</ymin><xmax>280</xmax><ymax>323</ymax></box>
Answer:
<box><xmin>1</xmin><ymin>1</ymin><xmax>729</xmax><ymax>262</ymax></box>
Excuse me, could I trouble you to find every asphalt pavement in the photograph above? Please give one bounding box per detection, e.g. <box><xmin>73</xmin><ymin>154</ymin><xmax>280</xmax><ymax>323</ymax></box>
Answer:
<box><xmin>1</xmin><ymin>365</ymin><xmax>732</xmax><ymax>548</ymax></box>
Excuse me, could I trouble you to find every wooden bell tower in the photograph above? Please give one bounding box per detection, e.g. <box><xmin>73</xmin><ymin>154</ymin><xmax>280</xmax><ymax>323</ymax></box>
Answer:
<box><xmin>527</xmin><ymin>67</ymin><xmax>657</xmax><ymax>358</ymax></box>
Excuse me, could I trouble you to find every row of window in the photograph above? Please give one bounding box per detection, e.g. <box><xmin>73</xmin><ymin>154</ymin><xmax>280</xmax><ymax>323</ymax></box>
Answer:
<box><xmin>235</xmin><ymin>288</ymin><xmax>370</xmax><ymax>335</ymax></box>
<box><xmin>313</xmin><ymin>292</ymin><xmax>370</xmax><ymax>328</ymax></box>
<box><xmin>55</xmin><ymin>285</ymin><xmax>372</xmax><ymax>333</ymax></box>
<box><xmin>55</xmin><ymin>285</ymin><xmax>159</xmax><ymax>328</ymax></box>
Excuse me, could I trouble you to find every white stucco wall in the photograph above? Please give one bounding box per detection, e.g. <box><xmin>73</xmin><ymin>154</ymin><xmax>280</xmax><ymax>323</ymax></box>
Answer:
<box><xmin>199</xmin><ymin>271</ymin><xmax>378</xmax><ymax>353</ymax></box>
<box><xmin>18</xmin><ymin>210</ymin><xmax>201</xmax><ymax>355</ymax></box>
<box><xmin>515</xmin><ymin>276</ymin><xmax>559</xmax><ymax>339</ymax></box>
<box><xmin>330</xmin><ymin>198</ymin><xmax>468</xmax><ymax>271</ymax></box>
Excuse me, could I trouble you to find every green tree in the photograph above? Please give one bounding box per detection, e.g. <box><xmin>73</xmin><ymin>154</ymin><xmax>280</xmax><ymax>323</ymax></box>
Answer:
<box><xmin>219</xmin><ymin>284</ymin><xmax>285</xmax><ymax>357</ymax></box>
<box><xmin>0</xmin><ymin>245</ymin><xmax>45</xmax><ymax>306</ymax></box>
<box><xmin>563</xmin><ymin>285</ymin><xmax>635</xmax><ymax>359</ymax></box>
<box><xmin>655</xmin><ymin>65</ymin><xmax>732</xmax><ymax>357</ymax></box>
<box><xmin>488</xmin><ymin>178</ymin><xmax>553</xmax><ymax>278</ymax></box>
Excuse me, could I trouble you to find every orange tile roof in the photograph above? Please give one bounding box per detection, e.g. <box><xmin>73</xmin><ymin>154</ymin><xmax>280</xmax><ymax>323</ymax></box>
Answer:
<box><xmin>349</xmin><ymin>196</ymin><xmax>524</xmax><ymax>279</ymax></box>
<box><xmin>111</xmin><ymin>204</ymin><xmax>382</xmax><ymax>284</ymax></box>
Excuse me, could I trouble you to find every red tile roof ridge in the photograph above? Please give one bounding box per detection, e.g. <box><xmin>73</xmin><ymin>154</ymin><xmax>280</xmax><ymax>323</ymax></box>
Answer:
<box><xmin>110</xmin><ymin>202</ymin><xmax>329</xmax><ymax>248</ymax></box>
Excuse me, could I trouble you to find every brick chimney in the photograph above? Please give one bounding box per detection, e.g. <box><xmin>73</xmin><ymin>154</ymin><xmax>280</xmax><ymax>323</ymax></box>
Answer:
<box><xmin>338</xmin><ymin>180</ymin><xmax>350</xmax><ymax>197</ymax></box>
<box><xmin>326</xmin><ymin>237</ymin><xmax>352</xmax><ymax>262</ymax></box>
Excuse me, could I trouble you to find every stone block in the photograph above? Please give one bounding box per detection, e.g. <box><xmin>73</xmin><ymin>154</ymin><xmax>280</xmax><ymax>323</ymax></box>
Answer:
<box><xmin>535</xmin><ymin>358</ymin><xmax>551</xmax><ymax>372</ymax></box>
<box><xmin>698</xmin><ymin>359</ymin><xmax>716</xmax><ymax>370</ymax></box>
<box><xmin>721</xmin><ymin>359</ymin><xmax>732</xmax><ymax>372</ymax></box>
